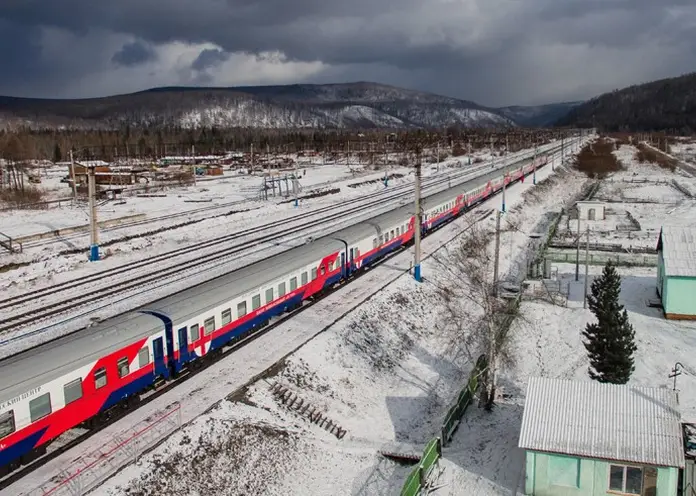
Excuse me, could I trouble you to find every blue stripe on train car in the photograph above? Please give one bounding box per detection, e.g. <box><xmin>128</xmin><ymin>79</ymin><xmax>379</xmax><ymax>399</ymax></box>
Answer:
<box><xmin>0</xmin><ymin>427</ymin><xmax>47</xmax><ymax>467</ymax></box>
<box><xmin>102</xmin><ymin>373</ymin><xmax>157</xmax><ymax>411</ymax></box>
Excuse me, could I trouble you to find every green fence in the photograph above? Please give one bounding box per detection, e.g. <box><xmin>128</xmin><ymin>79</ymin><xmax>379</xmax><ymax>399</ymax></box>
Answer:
<box><xmin>399</xmin><ymin>355</ymin><xmax>487</xmax><ymax>495</ymax></box>
<box><xmin>441</xmin><ymin>354</ymin><xmax>487</xmax><ymax>446</ymax></box>
<box><xmin>400</xmin><ymin>437</ymin><xmax>442</xmax><ymax>496</ymax></box>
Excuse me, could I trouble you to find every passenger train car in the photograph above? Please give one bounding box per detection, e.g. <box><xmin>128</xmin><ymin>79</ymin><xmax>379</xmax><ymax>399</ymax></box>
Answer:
<box><xmin>0</xmin><ymin>153</ymin><xmax>549</xmax><ymax>475</ymax></box>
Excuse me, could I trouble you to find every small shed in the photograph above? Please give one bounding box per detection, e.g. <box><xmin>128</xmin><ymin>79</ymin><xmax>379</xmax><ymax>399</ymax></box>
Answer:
<box><xmin>576</xmin><ymin>201</ymin><xmax>606</xmax><ymax>221</ymax></box>
<box><xmin>656</xmin><ymin>226</ymin><xmax>696</xmax><ymax>320</ymax></box>
<box><xmin>519</xmin><ymin>377</ymin><xmax>683</xmax><ymax>496</ymax></box>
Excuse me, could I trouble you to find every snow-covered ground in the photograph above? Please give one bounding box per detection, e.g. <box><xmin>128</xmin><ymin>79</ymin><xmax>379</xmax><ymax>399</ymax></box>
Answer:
<box><xmin>6</xmin><ymin>138</ymin><xmax>597</xmax><ymax>496</ymax></box>
<box><xmin>553</xmin><ymin>143</ymin><xmax>696</xmax><ymax>250</ymax></box>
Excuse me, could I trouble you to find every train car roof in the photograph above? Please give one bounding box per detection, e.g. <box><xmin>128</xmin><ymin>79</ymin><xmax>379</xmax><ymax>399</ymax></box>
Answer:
<box><xmin>0</xmin><ymin>311</ymin><xmax>160</xmax><ymax>405</ymax></box>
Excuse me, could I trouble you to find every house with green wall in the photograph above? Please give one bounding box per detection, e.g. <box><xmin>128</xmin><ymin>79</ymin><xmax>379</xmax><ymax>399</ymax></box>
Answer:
<box><xmin>518</xmin><ymin>377</ymin><xmax>684</xmax><ymax>496</ymax></box>
<box><xmin>656</xmin><ymin>226</ymin><xmax>696</xmax><ymax>320</ymax></box>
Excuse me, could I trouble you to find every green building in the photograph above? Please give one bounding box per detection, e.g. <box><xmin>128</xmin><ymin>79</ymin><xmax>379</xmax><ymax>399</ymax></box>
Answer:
<box><xmin>656</xmin><ymin>226</ymin><xmax>696</xmax><ymax>320</ymax></box>
<box><xmin>519</xmin><ymin>377</ymin><xmax>684</xmax><ymax>496</ymax></box>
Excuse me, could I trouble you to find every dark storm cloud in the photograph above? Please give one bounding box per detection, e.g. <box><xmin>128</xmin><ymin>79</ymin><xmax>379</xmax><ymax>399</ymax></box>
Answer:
<box><xmin>191</xmin><ymin>48</ymin><xmax>229</xmax><ymax>72</ymax></box>
<box><xmin>1</xmin><ymin>0</ymin><xmax>696</xmax><ymax>104</ymax></box>
<box><xmin>111</xmin><ymin>41</ymin><xmax>157</xmax><ymax>67</ymax></box>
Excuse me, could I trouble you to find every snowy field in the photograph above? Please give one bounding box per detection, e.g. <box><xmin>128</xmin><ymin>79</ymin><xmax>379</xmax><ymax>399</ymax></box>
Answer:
<box><xmin>669</xmin><ymin>138</ymin><xmax>696</xmax><ymax>166</ymax></box>
<box><xmin>8</xmin><ymin>140</ymin><xmax>596</xmax><ymax>496</ymax></box>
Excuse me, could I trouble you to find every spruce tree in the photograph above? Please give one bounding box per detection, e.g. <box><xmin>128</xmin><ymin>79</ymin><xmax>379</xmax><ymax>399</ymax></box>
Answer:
<box><xmin>582</xmin><ymin>262</ymin><xmax>637</xmax><ymax>384</ymax></box>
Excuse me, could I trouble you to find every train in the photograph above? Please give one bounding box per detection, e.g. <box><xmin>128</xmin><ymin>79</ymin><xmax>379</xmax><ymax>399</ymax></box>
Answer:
<box><xmin>0</xmin><ymin>152</ymin><xmax>550</xmax><ymax>476</ymax></box>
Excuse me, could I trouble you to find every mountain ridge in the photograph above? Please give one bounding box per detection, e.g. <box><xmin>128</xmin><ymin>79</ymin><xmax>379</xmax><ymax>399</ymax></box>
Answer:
<box><xmin>0</xmin><ymin>82</ymin><xmax>579</xmax><ymax>130</ymax></box>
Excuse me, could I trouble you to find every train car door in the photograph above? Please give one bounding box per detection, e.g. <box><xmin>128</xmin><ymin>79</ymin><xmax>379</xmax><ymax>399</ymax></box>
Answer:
<box><xmin>341</xmin><ymin>251</ymin><xmax>346</xmax><ymax>278</ymax></box>
<box><xmin>164</xmin><ymin>322</ymin><xmax>175</xmax><ymax>378</ymax></box>
<box><xmin>177</xmin><ymin>327</ymin><xmax>189</xmax><ymax>371</ymax></box>
<box><xmin>153</xmin><ymin>337</ymin><xmax>167</xmax><ymax>378</ymax></box>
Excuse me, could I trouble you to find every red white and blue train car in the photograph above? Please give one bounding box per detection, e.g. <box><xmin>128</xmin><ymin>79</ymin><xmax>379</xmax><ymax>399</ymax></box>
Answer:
<box><xmin>0</xmin><ymin>152</ymin><xmax>550</xmax><ymax>476</ymax></box>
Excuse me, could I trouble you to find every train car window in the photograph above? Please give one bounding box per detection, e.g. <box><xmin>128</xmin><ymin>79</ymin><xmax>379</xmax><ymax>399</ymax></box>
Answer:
<box><xmin>204</xmin><ymin>317</ymin><xmax>215</xmax><ymax>336</ymax></box>
<box><xmin>221</xmin><ymin>309</ymin><xmax>232</xmax><ymax>326</ymax></box>
<box><xmin>290</xmin><ymin>277</ymin><xmax>298</xmax><ymax>291</ymax></box>
<box><xmin>301</xmin><ymin>272</ymin><xmax>308</xmax><ymax>285</ymax></box>
<box><xmin>63</xmin><ymin>378</ymin><xmax>83</xmax><ymax>405</ymax></box>
<box><xmin>29</xmin><ymin>393</ymin><xmax>52</xmax><ymax>422</ymax></box>
<box><xmin>265</xmin><ymin>288</ymin><xmax>274</xmax><ymax>303</ymax></box>
<box><xmin>311</xmin><ymin>268</ymin><xmax>317</xmax><ymax>280</ymax></box>
<box><xmin>390</xmin><ymin>230</ymin><xmax>395</xmax><ymax>239</ymax></box>
<box><xmin>117</xmin><ymin>357</ymin><xmax>130</xmax><ymax>378</ymax></box>
<box><xmin>278</xmin><ymin>282</ymin><xmax>286</xmax><ymax>297</ymax></box>
<box><xmin>94</xmin><ymin>367</ymin><xmax>107</xmax><ymax>389</ymax></box>
<box><xmin>189</xmin><ymin>324</ymin><xmax>200</xmax><ymax>343</ymax></box>
<box><xmin>138</xmin><ymin>347</ymin><xmax>150</xmax><ymax>368</ymax></box>
<box><xmin>252</xmin><ymin>295</ymin><xmax>261</xmax><ymax>310</ymax></box>
<box><xmin>237</xmin><ymin>301</ymin><xmax>247</xmax><ymax>318</ymax></box>
<box><xmin>319</xmin><ymin>266</ymin><xmax>326</xmax><ymax>276</ymax></box>
<box><xmin>356</xmin><ymin>249</ymin><xmax>360</xmax><ymax>258</ymax></box>
<box><xmin>379</xmin><ymin>235</ymin><xmax>384</xmax><ymax>244</ymax></box>
<box><xmin>0</xmin><ymin>410</ymin><xmax>15</xmax><ymax>438</ymax></box>
<box><xmin>373</xmin><ymin>238</ymin><xmax>377</xmax><ymax>248</ymax></box>
<box><xmin>396</xmin><ymin>227</ymin><xmax>400</xmax><ymax>236</ymax></box>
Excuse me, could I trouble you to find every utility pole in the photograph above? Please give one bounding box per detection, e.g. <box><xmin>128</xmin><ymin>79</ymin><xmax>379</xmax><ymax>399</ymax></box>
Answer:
<box><xmin>575</xmin><ymin>206</ymin><xmax>581</xmax><ymax>281</ymax></box>
<box><xmin>493</xmin><ymin>210</ymin><xmax>501</xmax><ymax>297</ymax></box>
<box><xmin>293</xmin><ymin>159</ymin><xmax>299</xmax><ymax>208</ymax></box>
<box><xmin>88</xmin><ymin>165</ymin><xmax>99</xmax><ymax>262</ymax></box>
<box><xmin>533</xmin><ymin>139</ymin><xmax>538</xmax><ymax>185</ymax></box>
<box><xmin>191</xmin><ymin>145</ymin><xmax>197</xmax><ymax>186</ymax></box>
<box><xmin>414</xmin><ymin>149</ymin><xmax>423</xmax><ymax>282</ymax></box>
<box><xmin>501</xmin><ymin>135</ymin><xmax>507</xmax><ymax>212</ymax></box>
<box><xmin>561</xmin><ymin>135</ymin><xmax>565</xmax><ymax>166</ymax></box>
<box><xmin>69</xmin><ymin>149</ymin><xmax>77</xmax><ymax>204</ymax></box>
<box><xmin>583</xmin><ymin>226</ymin><xmax>590</xmax><ymax>309</ymax></box>
<box><xmin>436</xmin><ymin>142</ymin><xmax>440</xmax><ymax>172</ymax></box>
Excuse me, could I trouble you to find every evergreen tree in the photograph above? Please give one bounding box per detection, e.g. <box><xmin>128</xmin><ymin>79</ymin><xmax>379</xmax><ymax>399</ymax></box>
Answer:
<box><xmin>582</xmin><ymin>262</ymin><xmax>637</xmax><ymax>384</ymax></box>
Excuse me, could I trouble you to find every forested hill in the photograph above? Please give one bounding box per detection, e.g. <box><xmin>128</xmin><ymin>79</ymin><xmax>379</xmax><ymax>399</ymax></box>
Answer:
<box><xmin>555</xmin><ymin>72</ymin><xmax>696</xmax><ymax>132</ymax></box>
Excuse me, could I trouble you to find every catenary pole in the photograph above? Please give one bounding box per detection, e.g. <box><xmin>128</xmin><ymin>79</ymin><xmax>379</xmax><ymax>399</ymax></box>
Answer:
<box><xmin>583</xmin><ymin>225</ymin><xmax>590</xmax><ymax>309</ymax></box>
<box><xmin>88</xmin><ymin>165</ymin><xmax>99</xmax><ymax>261</ymax></box>
<box><xmin>414</xmin><ymin>149</ymin><xmax>423</xmax><ymax>282</ymax></box>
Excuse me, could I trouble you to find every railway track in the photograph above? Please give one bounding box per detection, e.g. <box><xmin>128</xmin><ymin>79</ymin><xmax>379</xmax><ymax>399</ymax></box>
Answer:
<box><xmin>0</xmin><ymin>157</ymin><xmax>516</xmax><ymax>333</ymax></box>
<box><xmin>0</xmin><ymin>140</ymin><xmax>567</xmax><ymax>342</ymax></box>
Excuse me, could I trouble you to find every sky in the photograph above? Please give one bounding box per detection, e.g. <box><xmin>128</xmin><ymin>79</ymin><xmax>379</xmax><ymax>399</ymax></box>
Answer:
<box><xmin>1</xmin><ymin>0</ymin><xmax>695</xmax><ymax>107</ymax></box>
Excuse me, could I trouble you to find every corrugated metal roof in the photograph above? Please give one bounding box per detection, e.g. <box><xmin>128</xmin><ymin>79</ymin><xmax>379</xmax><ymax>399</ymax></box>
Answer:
<box><xmin>658</xmin><ymin>226</ymin><xmax>696</xmax><ymax>277</ymax></box>
<box><xmin>518</xmin><ymin>377</ymin><xmax>684</xmax><ymax>468</ymax></box>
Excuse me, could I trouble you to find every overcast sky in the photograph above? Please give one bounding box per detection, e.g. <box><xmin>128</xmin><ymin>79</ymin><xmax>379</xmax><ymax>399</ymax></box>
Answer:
<box><xmin>1</xmin><ymin>0</ymin><xmax>695</xmax><ymax>107</ymax></box>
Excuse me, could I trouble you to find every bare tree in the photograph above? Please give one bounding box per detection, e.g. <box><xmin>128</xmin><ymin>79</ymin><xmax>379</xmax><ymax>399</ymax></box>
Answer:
<box><xmin>431</xmin><ymin>217</ymin><xmax>520</xmax><ymax>410</ymax></box>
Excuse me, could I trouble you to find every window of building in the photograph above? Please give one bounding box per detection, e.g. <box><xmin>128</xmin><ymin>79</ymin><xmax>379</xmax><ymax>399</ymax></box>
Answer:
<box><xmin>609</xmin><ymin>465</ymin><xmax>642</xmax><ymax>495</ymax></box>
<box><xmin>0</xmin><ymin>411</ymin><xmax>15</xmax><ymax>438</ymax></box>
<box><xmin>117</xmin><ymin>357</ymin><xmax>130</xmax><ymax>378</ymax></box>
<box><xmin>94</xmin><ymin>367</ymin><xmax>107</xmax><ymax>389</ymax></box>
<box><xmin>29</xmin><ymin>393</ymin><xmax>52</xmax><ymax>422</ymax></box>
<box><xmin>204</xmin><ymin>317</ymin><xmax>215</xmax><ymax>336</ymax></box>
<box><xmin>301</xmin><ymin>272</ymin><xmax>308</xmax><ymax>285</ymax></box>
<box><xmin>237</xmin><ymin>301</ymin><xmax>247</xmax><ymax>318</ymax></box>
<box><xmin>290</xmin><ymin>277</ymin><xmax>298</xmax><ymax>291</ymax></box>
<box><xmin>63</xmin><ymin>378</ymin><xmax>83</xmax><ymax>405</ymax></box>
<box><xmin>221</xmin><ymin>308</ymin><xmax>232</xmax><ymax>326</ymax></box>
<box><xmin>138</xmin><ymin>347</ymin><xmax>150</xmax><ymax>368</ymax></box>
<box><xmin>189</xmin><ymin>324</ymin><xmax>200</xmax><ymax>343</ymax></box>
<box><xmin>547</xmin><ymin>455</ymin><xmax>579</xmax><ymax>488</ymax></box>
<box><xmin>252</xmin><ymin>294</ymin><xmax>261</xmax><ymax>310</ymax></box>
<box><xmin>278</xmin><ymin>282</ymin><xmax>286</xmax><ymax>297</ymax></box>
<box><xmin>265</xmin><ymin>288</ymin><xmax>274</xmax><ymax>304</ymax></box>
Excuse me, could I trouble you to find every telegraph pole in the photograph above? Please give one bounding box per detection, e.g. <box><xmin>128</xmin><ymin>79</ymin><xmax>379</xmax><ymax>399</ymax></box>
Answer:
<box><xmin>583</xmin><ymin>226</ymin><xmax>590</xmax><ymax>309</ymax></box>
<box><xmin>88</xmin><ymin>165</ymin><xmax>99</xmax><ymax>261</ymax></box>
<box><xmin>191</xmin><ymin>145</ymin><xmax>197</xmax><ymax>186</ymax></box>
<box><xmin>575</xmin><ymin>206</ymin><xmax>581</xmax><ymax>281</ymax></box>
<box><xmin>414</xmin><ymin>149</ymin><xmax>423</xmax><ymax>282</ymax></box>
<box><xmin>533</xmin><ymin>139</ymin><xmax>538</xmax><ymax>185</ymax></box>
<box><xmin>293</xmin><ymin>159</ymin><xmax>299</xmax><ymax>208</ymax></box>
<box><xmin>69</xmin><ymin>149</ymin><xmax>77</xmax><ymax>204</ymax></box>
<box><xmin>493</xmin><ymin>210</ymin><xmax>501</xmax><ymax>297</ymax></box>
<box><xmin>501</xmin><ymin>135</ymin><xmax>508</xmax><ymax>213</ymax></box>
